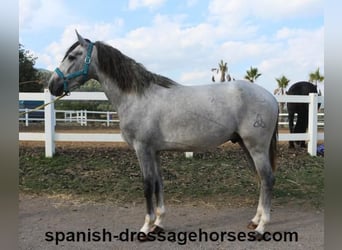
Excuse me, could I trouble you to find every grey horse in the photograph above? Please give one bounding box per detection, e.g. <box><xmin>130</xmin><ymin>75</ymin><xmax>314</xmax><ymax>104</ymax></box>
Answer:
<box><xmin>48</xmin><ymin>31</ymin><xmax>279</xmax><ymax>238</ymax></box>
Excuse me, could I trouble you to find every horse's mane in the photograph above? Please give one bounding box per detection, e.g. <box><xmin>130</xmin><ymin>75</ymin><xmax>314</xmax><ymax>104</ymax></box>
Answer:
<box><xmin>94</xmin><ymin>41</ymin><xmax>177</xmax><ymax>94</ymax></box>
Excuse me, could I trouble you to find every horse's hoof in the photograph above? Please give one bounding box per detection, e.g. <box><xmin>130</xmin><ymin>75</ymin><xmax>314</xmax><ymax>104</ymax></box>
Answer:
<box><xmin>247</xmin><ymin>221</ymin><xmax>258</xmax><ymax>230</ymax></box>
<box><xmin>252</xmin><ymin>231</ymin><xmax>264</xmax><ymax>241</ymax></box>
<box><xmin>150</xmin><ymin>225</ymin><xmax>164</xmax><ymax>234</ymax></box>
<box><xmin>137</xmin><ymin>232</ymin><xmax>158</xmax><ymax>242</ymax></box>
<box><xmin>137</xmin><ymin>226</ymin><xmax>164</xmax><ymax>242</ymax></box>
<box><xmin>137</xmin><ymin>232</ymin><xmax>149</xmax><ymax>242</ymax></box>
<box><xmin>251</xmin><ymin>231</ymin><xmax>271</xmax><ymax>241</ymax></box>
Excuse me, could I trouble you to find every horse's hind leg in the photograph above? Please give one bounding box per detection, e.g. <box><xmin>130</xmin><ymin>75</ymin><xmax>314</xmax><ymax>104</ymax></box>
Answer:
<box><xmin>296</xmin><ymin>112</ymin><xmax>309</xmax><ymax>148</ymax></box>
<box><xmin>288</xmin><ymin>112</ymin><xmax>295</xmax><ymax>148</ymax></box>
<box><xmin>239</xmin><ymin>141</ymin><xmax>265</xmax><ymax>231</ymax></box>
<box><xmin>253</xmin><ymin>155</ymin><xmax>274</xmax><ymax>235</ymax></box>
<box><xmin>243</xmin><ymin>142</ymin><xmax>275</xmax><ymax>235</ymax></box>
<box><xmin>238</xmin><ymin>140</ymin><xmax>256</xmax><ymax>171</ymax></box>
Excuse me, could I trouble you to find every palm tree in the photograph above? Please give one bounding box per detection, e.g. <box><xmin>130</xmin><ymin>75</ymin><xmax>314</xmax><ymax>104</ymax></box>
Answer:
<box><xmin>274</xmin><ymin>75</ymin><xmax>290</xmax><ymax>113</ymax></box>
<box><xmin>218</xmin><ymin>60</ymin><xmax>228</xmax><ymax>82</ymax></box>
<box><xmin>211</xmin><ymin>60</ymin><xmax>230</xmax><ymax>82</ymax></box>
<box><xmin>274</xmin><ymin>75</ymin><xmax>290</xmax><ymax>95</ymax></box>
<box><xmin>309</xmin><ymin>68</ymin><xmax>324</xmax><ymax>85</ymax></box>
<box><xmin>244</xmin><ymin>66</ymin><xmax>261</xmax><ymax>83</ymax></box>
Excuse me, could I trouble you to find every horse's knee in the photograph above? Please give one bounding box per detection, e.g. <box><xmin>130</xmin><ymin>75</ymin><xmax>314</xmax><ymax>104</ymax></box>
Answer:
<box><xmin>270</xmin><ymin>174</ymin><xmax>275</xmax><ymax>187</ymax></box>
<box><xmin>143</xmin><ymin>177</ymin><xmax>154</xmax><ymax>198</ymax></box>
<box><xmin>154</xmin><ymin>178</ymin><xmax>163</xmax><ymax>193</ymax></box>
<box><xmin>264</xmin><ymin>173</ymin><xmax>275</xmax><ymax>189</ymax></box>
<box><xmin>259</xmin><ymin>171</ymin><xmax>274</xmax><ymax>193</ymax></box>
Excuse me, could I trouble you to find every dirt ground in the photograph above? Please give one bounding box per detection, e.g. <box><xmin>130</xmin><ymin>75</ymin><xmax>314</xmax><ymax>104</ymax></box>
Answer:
<box><xmin>19</xmin><ymin>193</ymin><xmax>324</xmax><ymax>250</ymax></box>
<box><xmin>19</xmin><ymin>125</ymin><xmax>324</xmax><ymax>249</ymax></box>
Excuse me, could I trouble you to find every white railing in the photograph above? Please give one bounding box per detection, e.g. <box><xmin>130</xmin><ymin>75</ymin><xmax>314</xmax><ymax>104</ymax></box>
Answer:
<box><xmin>278</xmin><ymin>113</ymin><xmax>324</xmax><ymax>127</ymax></box>
<box><xmin>20</xmin><ymin>109</ymin><xmax>324</xmax><ymax>128</ymax></box>
<box><xmin>19</xmin><ymin>109</ymin><xmax>119</xmax><ymax>126</ymax></box>
<box><xmin>19</xmin><ymin>90</ymin><xmax>324</xmax><ymax>157</ymax></box>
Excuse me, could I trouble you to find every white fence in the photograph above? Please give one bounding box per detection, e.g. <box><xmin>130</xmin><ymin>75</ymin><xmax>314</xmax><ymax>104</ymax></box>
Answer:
<box><xmin>19</xmin><ymin>89</ymin><xmax>324</xmax><ymax>157</ymax></box>
<box><xmin>19</xmin><ymin>108</ymin><xmax>324</xmax><ymax>127</ymax></box>
<box><xmin>19</xmin><ymin>109</ymin><xmax>119</xmax><ymax>126</ymax></box>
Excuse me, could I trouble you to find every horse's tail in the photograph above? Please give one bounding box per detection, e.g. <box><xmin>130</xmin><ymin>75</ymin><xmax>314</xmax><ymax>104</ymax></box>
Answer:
<box><xmin>270</xmin><ymin>112</ymin><xmax>278</xmax><ymax>172</ymax></box>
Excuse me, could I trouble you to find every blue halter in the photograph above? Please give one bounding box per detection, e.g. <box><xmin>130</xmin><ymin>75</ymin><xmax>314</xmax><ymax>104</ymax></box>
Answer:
<box><xmin>54</xmin><ymin>42</ymin><xmax>94</xmax><ymax>94</ymax></box>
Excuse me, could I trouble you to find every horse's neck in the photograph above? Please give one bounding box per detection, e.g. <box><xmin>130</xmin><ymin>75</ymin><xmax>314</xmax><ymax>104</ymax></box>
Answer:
<box><xmin>95</xmin><ymin>73</ymin><xmax>121</xmax><ymax>109</ymax></box>
<box><xmin>95</xmin><ymin>72</ymin><xmax>133</xmax><ymax>116</ymax></box>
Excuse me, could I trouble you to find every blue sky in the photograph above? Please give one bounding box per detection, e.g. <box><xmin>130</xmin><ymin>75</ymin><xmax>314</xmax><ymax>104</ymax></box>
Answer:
<box><xmin>19</xmin><ymin>0</ymin><xmax>324</xmax><ymax>93</ymax></box>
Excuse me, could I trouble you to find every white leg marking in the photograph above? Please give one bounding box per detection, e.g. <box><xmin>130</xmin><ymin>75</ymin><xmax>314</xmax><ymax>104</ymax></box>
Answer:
<box><xmin>255</xmin><ymin>209</ymin><xmax>270</xmax><ymax>234</ymax></box>
<box><xmin>251</xmin><ymin>198</ymin><xmax>263</xmax><ymax>225</ymax></box>
<box><xmin>154</xmin><ymin>206</ymin><xmax>165</xmax><ymax>228</ymax></box>
<box><xmin>140</xmin><ymin>214</ymin><xmax>155</xmax><ymax>234</ymax></box>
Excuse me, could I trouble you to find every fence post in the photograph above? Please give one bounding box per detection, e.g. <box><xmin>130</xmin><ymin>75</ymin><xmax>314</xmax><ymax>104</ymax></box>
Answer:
<box><xmin>44</xmin><ymin>89</ymin><xmax>55</xmax><ymax>157</ymax></box>
<box><xmin>84</xmin><ymin>110</ymin><xmax>87</xmax><ymax>126</ymax></box>
<box><xmin>307</xmin><ymin>93</ymin><xmax>318</xmax><ymax>156</ymax></box>
<box><xmin>25</xmin><ymin>108</ymin><xmax>29</xmax><ymax>126</ymax></box>
<box><xmin>185</xmin><ymin>152</ymin><xmax>193</xmax><ymax>158</ymax></box>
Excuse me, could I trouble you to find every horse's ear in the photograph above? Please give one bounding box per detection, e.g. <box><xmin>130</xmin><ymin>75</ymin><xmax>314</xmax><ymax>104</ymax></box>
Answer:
<box><xmin>75</xmin><ymin>30</ymin><xmax>87</xmax><ymax>47</ymax></box>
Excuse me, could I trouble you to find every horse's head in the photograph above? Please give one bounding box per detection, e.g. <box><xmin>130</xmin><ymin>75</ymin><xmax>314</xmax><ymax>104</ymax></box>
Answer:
<box><xmin>48</xmin><ymin>31</ymin><xmax>96</xmax><ymax>96</ymax></box>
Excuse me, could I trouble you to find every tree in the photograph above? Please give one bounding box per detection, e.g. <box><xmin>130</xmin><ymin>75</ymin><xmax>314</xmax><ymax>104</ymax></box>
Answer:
<box><xmin>211</xmin><ymin>60</ymin><xmax>231</xmax><ymax>82</ymax></box>
<box><xmin>309</xmin><ymin>68</ymin><xmax>324</xmax><ymax>85</ymax></box>
<box><xmin>36</xmin><ymin>69</ymin><xmax>53</xmax><ymax>88</ymax></box>
<box><xmin>19</xmin><ymin>44</ymin><xmax>41</xmax><ymax>92</ymax></box>
<box><xmin>274</xmin><ymin>75</ymin><xmax>290</xmax><ymax>113</ymax></box>
<box><xmin>218</xmin><ymin>60</ymin><xmax>228</xmax><ymax>82</ymax></box>
<box><xmin>274</xmin><ymin>75</ymin><xmax>290</xmax><ymax>95</ymax></box>
<box><xmin>244</xmin><ymin>66</ymin><xmax>261</xmax><ymax>83</ymax></box>
<box><xmin>79</xmin><ymin>79</ymin><xmax>103</xmax><ymax>92</ymax></box>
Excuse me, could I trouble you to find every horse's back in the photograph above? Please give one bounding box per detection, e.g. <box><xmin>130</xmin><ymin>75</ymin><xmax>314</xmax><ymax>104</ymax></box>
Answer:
<box><xmin>167</xmin><ymin>80</ymin><xmax>277</xmax><ymax>123</ymax></box>
<box><xmin>142</xmin><ymin>80</ymin><xmax>278</xmax><ymax>150</ymax></box>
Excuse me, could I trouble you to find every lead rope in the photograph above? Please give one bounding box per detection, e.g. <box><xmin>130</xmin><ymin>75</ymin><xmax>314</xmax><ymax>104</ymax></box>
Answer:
<box><xmin>19</xmin><ymin>92</ymin><xmax>68</xmax><ymax>117</ymax></box>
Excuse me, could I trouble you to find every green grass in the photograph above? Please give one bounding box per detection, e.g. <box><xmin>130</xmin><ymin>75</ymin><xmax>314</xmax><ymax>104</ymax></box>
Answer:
<box><xmin>19</xmin><ymin>144</ymin><xmax>324</xmax><ymax>208</ymax></box>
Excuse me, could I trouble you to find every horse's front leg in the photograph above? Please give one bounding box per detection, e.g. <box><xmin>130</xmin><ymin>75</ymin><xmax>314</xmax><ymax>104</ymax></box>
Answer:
<box><xmin>151</xmin><ymin>152</ymin><xmax>165</xmax><ymax>233</ymax></box>
<box><xmin>135</xmin><ymin>145</ymin><xmax>156</xmax><ymax>235</ymax></box>
<box><xmin>135</xmin><ymin>145</ymin><xmax>166</xmax><ymax>236</ymax></box>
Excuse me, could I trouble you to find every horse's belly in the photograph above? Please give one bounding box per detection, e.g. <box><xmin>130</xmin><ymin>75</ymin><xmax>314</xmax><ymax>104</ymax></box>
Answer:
<box><xmin>155</xmin><ymin>104</ymin><xmax>238</xmax><ymax>150</ymax></box>
<box><xmin>159</xmin><ymin>126</ymin><xmax>235</xmax><ymax>151</ymax></box>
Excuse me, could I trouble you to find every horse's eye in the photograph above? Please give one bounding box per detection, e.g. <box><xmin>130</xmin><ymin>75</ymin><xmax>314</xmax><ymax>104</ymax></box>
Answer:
<box><xmin>68</xmin><ymin>55</ymin><xmax>76</xmax><ymax>61</ymax></box>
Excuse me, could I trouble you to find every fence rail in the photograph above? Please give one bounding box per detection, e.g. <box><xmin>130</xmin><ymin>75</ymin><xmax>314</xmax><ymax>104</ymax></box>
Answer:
<box><xmin>19</xmin><ymin>109</ymin><xmax>119</xmax><ymax>126</ymax></box>
<box><xmin>19</xmin><ymin>109</ymin><xmax>324</xmax><ymax>128</ymax></box>
<box><xmin>19</xmin><ymin>90</ymin><xmax>324</xmax><ymax>157</ymax></box>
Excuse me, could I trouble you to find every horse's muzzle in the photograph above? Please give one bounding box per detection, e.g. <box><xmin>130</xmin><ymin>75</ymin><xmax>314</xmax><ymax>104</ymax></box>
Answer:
<box><xmin>48</xmin><ymin>75</ymin><xmax>65</xmax><ymax>97</ymax></box>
